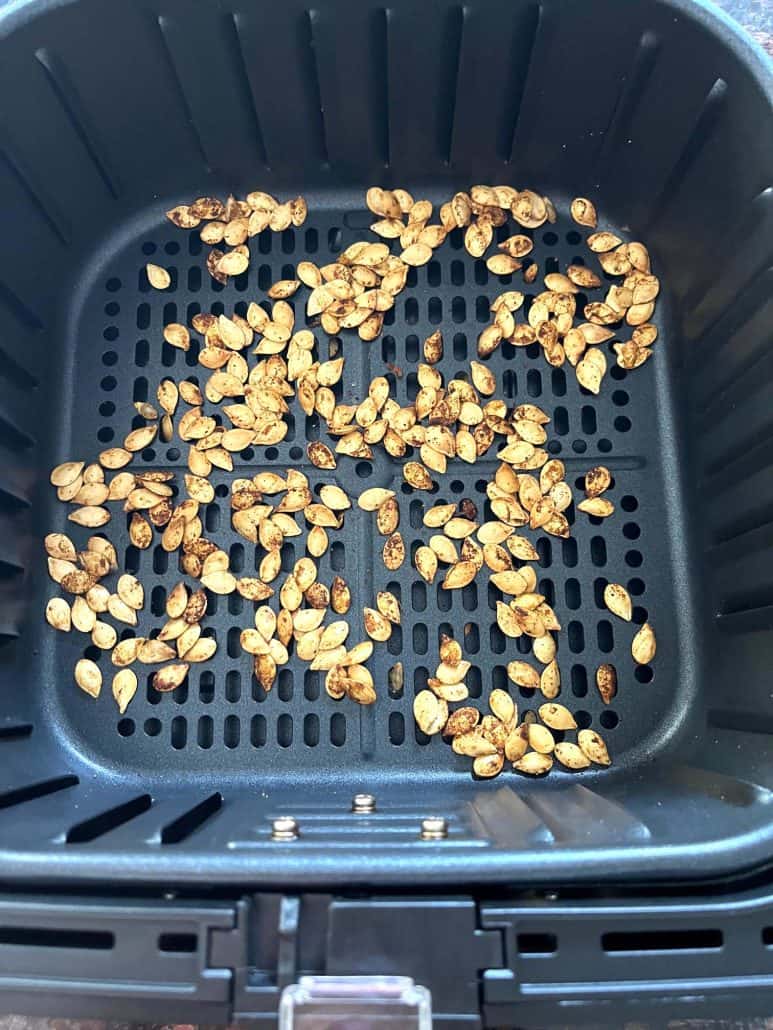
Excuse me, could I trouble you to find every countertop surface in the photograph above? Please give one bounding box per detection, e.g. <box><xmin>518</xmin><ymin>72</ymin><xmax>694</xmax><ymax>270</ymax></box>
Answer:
<box><xmin>0</xmin><ymin>1</ymin><xmax>770</xmax><ymax>1030</ymax></box>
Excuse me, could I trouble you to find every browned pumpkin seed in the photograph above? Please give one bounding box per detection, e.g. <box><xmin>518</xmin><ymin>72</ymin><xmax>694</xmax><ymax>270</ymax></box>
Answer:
<box><xmin>376</xmin><ymin>590</ymin><xmax>401</xmax><ymax>624</ymax></box>
<box><xmin>596</xmin><ymin>663</ymin><xmax>617</xmax><ymax>704</ymax></box>
<box><xmin>380</xmin><ymin>532</ymin><xmax>404</xmax><ymax>570</ymax></box>
<box><xmin>376</xmin><ymin>496</ymin><xmax>400</xmax><ymax>535</ymax></box>
<box><xmin>363</xmin><ymin>607</ymin><xmax>392</xmax><ymax>641</ymax></box>
<box><xmin>585</xmin><ymin>465</ymin><xmax>611</xmax><ymax>497</ymax></box>
<box><xmin>153</xmin><ymin>664</ymin><xmax>190</xmax><ymax>692</ymax></box>
<box><xmin>570</xmin><ymin>197</ymin><xmax>597</xmax><ymax>228</ymax></box>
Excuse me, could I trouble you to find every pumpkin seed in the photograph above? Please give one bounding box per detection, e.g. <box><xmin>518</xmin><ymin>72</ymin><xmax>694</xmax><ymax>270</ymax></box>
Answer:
<box><xmin>112</xmin><ymin>668</ymin><xmax>138</xmax><ymax>714</ymax></box>
<box><xmin>527</xmin><ymin>723</ymin><xmax>555</xmax><ymax>753</ymax></box>
<box><xmin>513</xmin><ymin>752</ymin><xmax>553</xmax><ymax>775</ymax></box>
<box><xmin>578</xmin><ymin>728</ymin><xmax>611</xmax><ymax>766</ymax></box>
<box><xmin>577</xmin><ymin>497</ymin><xmax>615</xmax><ymax>517</ymax></box>
<box><xmin>364</xmin><ymin>607</ymin><xmax>392</xmax><ymax>642</ymax></box>
<box><xmin>596</xmin><ymin>663</ymin><xmax>617</xmax><ymax>704</ymax></box>
<box><xmin>46</xmin><ymin>596</ymin><xmax>71</xmax><ymax>631</ymax></box>
<box><xmin>117</xmin><ymin>574</ymin><xmax>144</xmax><ymax>611</ymax></box>
<box><xmin>507</xmin><ymin>660</ymin><xmax>539</xmax><ymax>690</ymax></box>
<box><xmin>376</xmin><ymin>590</ymin><xmax>401</xmax><ymax>624</ymax></box>
<box><xmin>554</xmin><ymin>742</ymin><xmax>591</xmax><ymax>770</ymax></box>
<box><xmin>604</xmin><ymin>582</ymin><xmax>632</xmax><ymax>621</ymax></box>
<box><xmin>538</xmin><ymin>702</ymin><xmax>576</xmax><ymax>730</ymax></box>
<box><xmin>414</xmin><ymin>546</ymin><xmax>438</xmax><ymax>583</ymax></box>
<box><xmin>153</xmin><ymin>664</ymin><xmax>190</xmax><ymax>692</ymax></box>
<box><xmin>146</xmin><ymin>263</ymin><xmax>171</xmax><ymax>289</ymax></box>
<box><xmin>75</xmin><ymin>658</ymin><xmax>102</xmax><ymax>698</ymax></box>
<box><xmin>413</xmin><ymin>690</ymin><xmax>448</xmax><ymax>735</ymax></box>
<box><xmin>473</xmin><ymin>752</ymin><xmax>505</xmax><ymax>778</ymax></box>
<box><xmin>489</xmin><ymin>688</ymin><xmax>515</xmax><ymax>724</ymax></box>
<box><xmin>539</xmin><ymin>660</ymin><xmax>560</xmax><ymax>699</ymax></box>
<box><xmin>379</xmin><ymin>531</ymin><xmax>403</xmax><ymax>571</ymax></box>
<box><xmin>632</xmin><ymin>622</ymin><xmax>656</xmax><ymax>664</ymax></box>
<box><xmin>571</xmin><ymin>197</ymin><xmax>597</xmax><ymax>228</ymax></box>
<box><xmin>585</xmin><ymin>465</ymin><xmax>611</xmax><ymax>497</ymax></box>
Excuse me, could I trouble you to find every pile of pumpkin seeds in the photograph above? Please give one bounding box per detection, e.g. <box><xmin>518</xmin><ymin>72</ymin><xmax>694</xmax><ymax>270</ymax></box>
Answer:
<box><xmin>44</xmin><ymin>185</ymin><xmax>660</xmax><ymax>779</ymax></box>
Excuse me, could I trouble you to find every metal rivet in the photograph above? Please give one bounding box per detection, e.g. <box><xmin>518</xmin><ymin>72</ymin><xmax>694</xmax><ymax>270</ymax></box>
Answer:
<box><xmin>271</xmin><ymin>816</ymin><xmax>299</xmax><ymax>841</ymax></box>
<box><xmin>420</xmin><ymin>816</ymin><xmax>448</xmax><ymax>840</ymax></box>
<box><xmin>352</xmin><ymin>793</ymin><xmax>376</xmax><ymax>814</ymax></box>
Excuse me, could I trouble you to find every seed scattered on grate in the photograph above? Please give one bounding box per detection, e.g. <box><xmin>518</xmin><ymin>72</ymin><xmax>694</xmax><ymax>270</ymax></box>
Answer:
<box><xmin>145</xmin><ymin>263</ymin><xmax>171</xmax><ymax>290</ymax></box>
<box><xmin>45</xmin><ymin>182</ymin><xmax>667</xmax><ymax>773</ymax></box>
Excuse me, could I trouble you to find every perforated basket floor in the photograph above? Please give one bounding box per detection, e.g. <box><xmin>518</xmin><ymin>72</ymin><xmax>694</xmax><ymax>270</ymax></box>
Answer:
<box><xmin>40</xmin><ymin>198</ymin><xmax>691</xmax><ymax>786</ymax></box>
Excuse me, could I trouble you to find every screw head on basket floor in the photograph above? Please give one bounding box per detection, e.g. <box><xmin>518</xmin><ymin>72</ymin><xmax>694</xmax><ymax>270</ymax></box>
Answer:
<box><xmin>271</xmin><ymin>816</ymin><xmax>300</xmax><ymax>841</ymax></box>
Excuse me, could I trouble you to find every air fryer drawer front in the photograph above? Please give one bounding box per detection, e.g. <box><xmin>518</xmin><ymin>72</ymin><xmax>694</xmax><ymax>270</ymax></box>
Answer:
<box><xmin>2</xmin><ymin>887</ymin><xmax>773</xmax><ymax>1027</ymax></box>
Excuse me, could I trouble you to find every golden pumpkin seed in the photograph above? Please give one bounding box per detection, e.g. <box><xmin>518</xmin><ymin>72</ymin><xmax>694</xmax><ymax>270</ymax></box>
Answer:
<box><xmin>402</xmin><ymin>462</ymin><xmax>433</xmax><ymax>491</ymax></box>
<box><xmin>513</xmin><ymin>752</ymin><xmax>553</xmax><ymax>775</ymax></box>
<box><xmin>604</xmin><ymin>582</ymin><xmax>632</xmax><ymax>621</ymax></box>
<box><xmin>68</xmin><ymin>505</ymin><xmax>110</xmax><ymax>528</ymax></box>
<box><xmin>116</xmin><ymin>574</ymin><xmax>143</xmax><ymax>611</ymax></box>
<box><xmin>363</xmin><ymin>607</ymin><xmax>392</xmax><ymax>641</ymax></box>
<box><xmin>507</xmin><ymin>660</ymin><xmax>539</xmax><ymax>689</ymax></box>
<box><xmin>357</xmin><ymin>487</ymin><xmax>395</xmax><ymax>511</ymax></box>
<box><xmin>112</xmin><ymin>668</ymin><xmax>138</xmax><ymax>714</ymax></box>
<box><xmin>539</xmin><ymin>660</ymin><xmax>560</xmax><ymax>699</ymax></box>
<box><xmin>163</xmin><ymin>323</ymin><xmax>190</xmax><ymax>351</ymax></box>
<box><xmin>489</xmin><ymin>688</ymin><xmax>515</xmax><ymax>724</ymax></box>
<box><xmin>554</xmin><ymin>742</ymin><xmax>591</xmax><ymax>769</ymax></box>
<box><xmin>577</xmin><ymin>497</ymin><xmax>615</xmax><ymax>517</ymax></box>
<box><xmin>46</xmin><ymin>596</ymin><xmax>71</xmax><ymax>631</ymax></box>
<box><xmin>442</xmin><ymin>560</ymin><xmax>477</xmax><ymax>589</ymax></box>
<box><xmin>578</xmin><ymin>728</ymin><xmax>611</xmax><ymax>766</ymax></box>
<box><xmin>528</xmin><ymin>723</ymin><xmax>555</xmax><ymax>753</ymax></box>
<box><xmin>75</xmin><ymin>658</ymin><xmax>102</xmax><ymax>698</ymax></box>
<box><xmin>473</xmin><ymin>752</ymin><xmax>505</xmax><ymax>778</ymax></box>
<box><xmin>146</xmin><ymin>263</ymin><xmax>171</xmax><ymax>289</ymax></box>
<box><xmin>71</xmin><ymin>595</ymin><xmax>96</xmax><ymax>633</ymax></box>
<box><xmin>413</xmin><ymin>690</ymin><xmax>448</xmax><ymax>735</ymax></box>
<box><xmin>538</xmin><ymin>702</ymin><xmax>576</xmax><ymax>730</ymax></box>
<box><xmin>632</xmin><ymin>622</ymin><xmax>656</xmax><ymax>664</ymax></box>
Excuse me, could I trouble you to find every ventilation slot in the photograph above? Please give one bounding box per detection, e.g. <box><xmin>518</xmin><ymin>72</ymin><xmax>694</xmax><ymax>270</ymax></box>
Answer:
<box><xmin>517</xmin><ymin>933</ymin><xmax>557</xmax><ymax>954</ymax></box>
<box><xmin>0</xmin><ymin>723</ymin><xmax>32</xmax><ymax>741</ymax></box>
<box><xmin>160</xmin><ymin>792</ymin><xmax>223</xmax><ymax>844</ymax></box>
<box><xmin>0</xmin><ymin>775</ymin><xmax>77</xmax><ymax>811</ymax></box>
<box><xmin>602</xmin><ymin>929</ymin><xmax>723</xmax><ymax>953</ymax></box>
<box><xmin>0</xmin><ymin>927</ymin><xmax>114</xmax><ymax>949</ymax></box>
<box><xmin>158</xmin><ymin>932</ymin><xmax>198</xmax><ymax>953</ymax></box>
<box><xmin>66</xmin><ymin>793</ymin><xmax>152</xmax><ymax>843</ymax></box>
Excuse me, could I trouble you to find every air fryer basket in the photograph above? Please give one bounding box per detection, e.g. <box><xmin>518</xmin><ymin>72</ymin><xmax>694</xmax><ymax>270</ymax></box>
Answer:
<box><xmin>0</xmin><ymin>0</ymin><xmax>770</xmax><ymax>887</ymax></box>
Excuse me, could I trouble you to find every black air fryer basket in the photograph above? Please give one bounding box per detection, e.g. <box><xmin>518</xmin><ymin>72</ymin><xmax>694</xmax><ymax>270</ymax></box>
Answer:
<box><xmin>0</xmin><ymin>0</ymin><xmax>772</xmax><ymax>1024</ymax></box>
